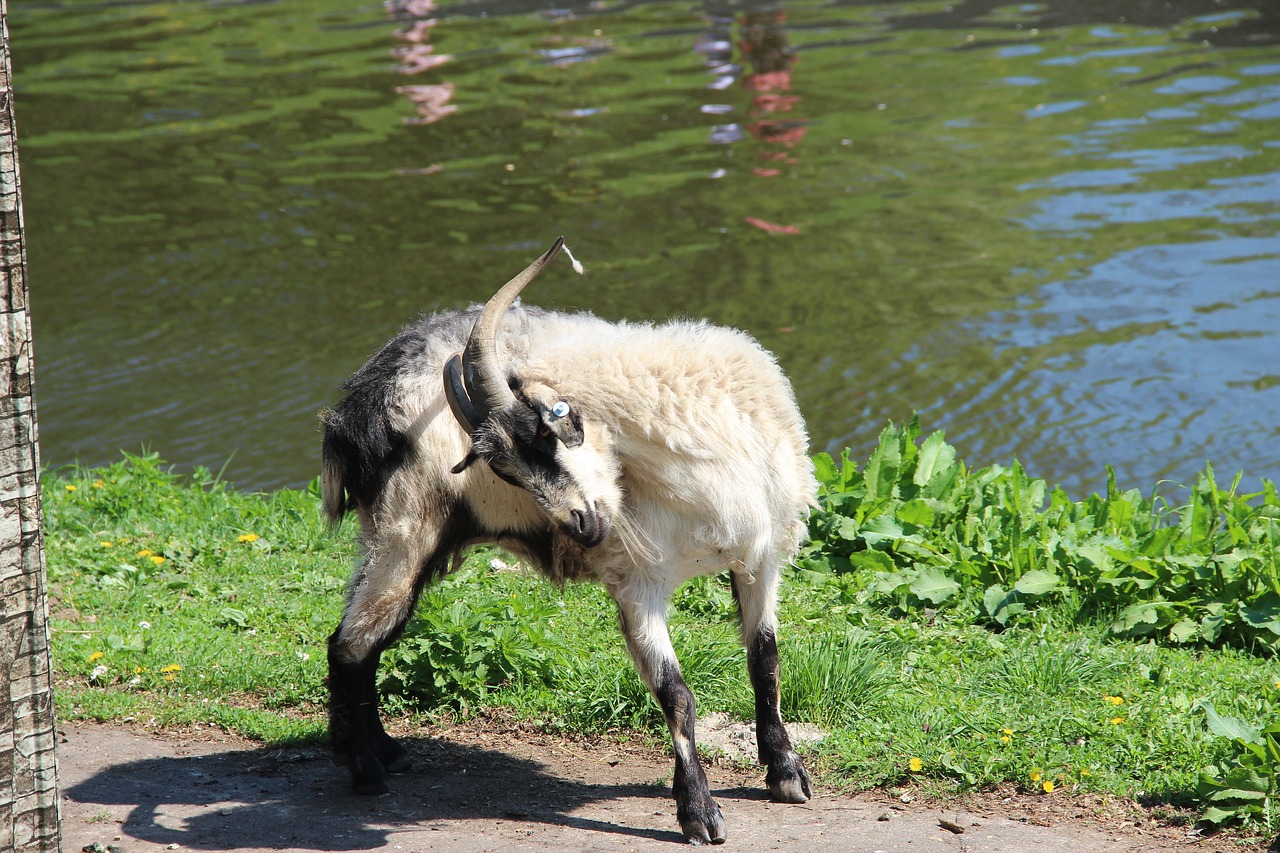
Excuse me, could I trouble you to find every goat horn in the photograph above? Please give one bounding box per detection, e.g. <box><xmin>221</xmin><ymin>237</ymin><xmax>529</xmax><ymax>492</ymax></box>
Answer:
<box><xmin>447</xmin><ymin>236</ymin><xmax>565</xmax><ymax>432</ymax></box>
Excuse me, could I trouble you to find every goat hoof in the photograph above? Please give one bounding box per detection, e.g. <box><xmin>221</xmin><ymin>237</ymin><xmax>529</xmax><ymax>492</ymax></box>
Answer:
<box><xmin>766</xmin><ymin>755</ymin><xmax>812</xmax><ymax>803</ymax></box>
<box><xmin>376</xmin><ymin>734</ymin><xmax>412</xmax><ymax>773</ymax></box>
<box><xmin>350</xmin><ymin>755</ymin><xmax>391</xmax><ymax>796</ymax></box>
<box><xmin>678</xmin><ymin>799</ymin><xmax>726</xmax><ymax>845</ymax></box>
<box><xmin>352</xmin><ymin>773</ymin><xmax>391</xmax><ymax>796</ymax></box>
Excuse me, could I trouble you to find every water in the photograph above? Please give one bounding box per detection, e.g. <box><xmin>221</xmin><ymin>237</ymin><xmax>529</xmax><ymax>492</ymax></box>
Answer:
<box><xmin>11</xmin><ymin>0</ymin><xmax>1280</xmax><ymax>496</ymax></box>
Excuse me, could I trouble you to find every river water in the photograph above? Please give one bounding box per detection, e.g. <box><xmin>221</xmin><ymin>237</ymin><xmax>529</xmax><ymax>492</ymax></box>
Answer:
<box><xmin>11</xmin><ymin>0</ymin><xmax>1280</xmax><ymax>496</ymax></box>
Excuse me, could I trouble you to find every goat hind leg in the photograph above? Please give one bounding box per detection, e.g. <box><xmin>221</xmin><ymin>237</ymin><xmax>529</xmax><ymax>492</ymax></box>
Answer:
<box><xmin>329</xmin><ymin>540</ymin><xmax>429</xmax><ymax>794</ymax></box>
<box><xmin>328</xmin><ymin>636</ymin><xmax>400</xmax><ymax>794</ymax></box>
<box><xmin>731</xmin><ymin>571</ymin><xmax>812</xmax><ymax>803</ymax></box>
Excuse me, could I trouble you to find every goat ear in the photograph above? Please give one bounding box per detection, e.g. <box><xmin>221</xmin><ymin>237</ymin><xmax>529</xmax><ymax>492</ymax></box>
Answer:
<box><xmin>450</xmin><ymin>450</ymin><xmax>479</xmax><ymax>474</ymax></box>
<box><xmin>443</xmin><ymin>352</ymin><xmax>479</xmax><ymax>434</ymax></box>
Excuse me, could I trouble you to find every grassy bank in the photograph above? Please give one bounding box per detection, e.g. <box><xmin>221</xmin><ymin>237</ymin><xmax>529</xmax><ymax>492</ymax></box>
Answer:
<box><xmin>41</xmin><ymin>424</ymin><xmax>1280</xmax><ymax>833</ymax></box>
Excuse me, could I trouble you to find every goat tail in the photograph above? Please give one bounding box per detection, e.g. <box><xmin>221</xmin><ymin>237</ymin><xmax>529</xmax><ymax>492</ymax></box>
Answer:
<box><xmin>320</xmin><ymin>454</ymin><xmax>347</xmax><ymax>525</ymax></box>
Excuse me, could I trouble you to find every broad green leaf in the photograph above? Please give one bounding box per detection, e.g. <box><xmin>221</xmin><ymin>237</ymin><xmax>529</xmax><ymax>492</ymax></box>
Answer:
<box><xmin>847</xmin><ymin>550</ymin><xmax>896</xmax><ymax>574</ymax></box>
<box><xmin>982</xmin><ymin>585</ymin><xmax>1007</xmax><ymax>620</ymax></box>
<box><xmin>1200</xmin><ymin>804</ymin><xmax>1259</xmax><ymax>825</ymax></box>
<box><xmin>1201</xmin><ymin>702</ymin><xmax>1263</xmax><ymax>745</ymax></box>
<box><xmin>982</xmin><ymin>584</ymin><xmax>1025</xmax><ymax>625</ymax></box>
<box><xmin>864</xmin><ymin>423</ymin><xmax>909</xmax><ymax>502</ymax></box>
<box><xmin>909</xmin><ymin>570</ymin><xmax>960</xmax><ymax>604</ymax></box>
<box><xmin>812</xmin><ymin>453</ymin><xmax>838</xmax><ymax>489</ymax></box>
<box><xmin>1111</xmin><ymin>602</ymin><xmax>1160</xmax><ymax>635</ymax></box>
<box><xmin>1240</xmin><ymin>593</ymin><xmax>1280</xmax><ymax>635</ymax></box>
<box><xmin>1200</xmin><ymin>606</ymin><xmax>1226</xmax><ymax>642</ymax></box>
<box><xmin>1012</xmin><ymin>569</ymin><xmax>1060</xmax><ymax>597</ymax></box>
<box><xmin>1209</xmin><ymin>767</ymin><xmax>1270</xmax><ymax>798</ymax></box>
<box><xmin>1168</xmin><ymin>619</ymin><xmax>1197</xmax><ymax>644</ymax></box>
<box><xmin>1107</xmin><ymin>494</ymin><xmax>1137</xmax><ymax>529</ymax></box>
<box><xmin>1073</xmin><ymin>541</ymin><xmax>1114</xmax><ymax>571</ymax></box>
<box><xmin>874</xmin><ymin>571</ymin><xmax>909</xmax><ymax>594</ymax></box>
<box><xmin>860</xmin><ymin>515</ymin><xmax>904</xmax><ymax>547</ymax></box>
<box><xmin>896</xmin><ymin>499</ymin><xmax>936</xmax><ymax>529</ymax></box>
<box><xmin>913</xmin><ymin>431</ymin><xmax>955</xmax><ymax>487</ymax></box>
<box><xmin>834</xmin><ymin>516</ymin><xmax>863</xmax><ymax>542</ymax></box>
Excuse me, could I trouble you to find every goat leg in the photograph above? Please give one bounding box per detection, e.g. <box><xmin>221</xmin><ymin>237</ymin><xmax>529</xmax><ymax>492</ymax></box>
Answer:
<box><xmin>731</xmin><ymin>573</ymin><xmax>812</xmax><ymax>803</ymax></box>
<box><xmin>747</xmin><ymin>627</ymin><xmax>811</xmax><ymax>803</ymax></box>
<box><xmin>327</xmin><ymin>638</ymin><xmax>393</xmax><ymax>794</ymax></box>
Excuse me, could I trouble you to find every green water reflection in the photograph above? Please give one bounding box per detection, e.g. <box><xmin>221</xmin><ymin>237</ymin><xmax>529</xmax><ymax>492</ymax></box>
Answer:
<box><xmin>12</xmin><ymin>0</ymin><xmax>1280</xmax><ymax>495</ymax></box>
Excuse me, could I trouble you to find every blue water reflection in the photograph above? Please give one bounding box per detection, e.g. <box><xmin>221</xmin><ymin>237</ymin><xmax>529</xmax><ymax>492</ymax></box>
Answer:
<box><xmin>971</xmin><ymin>24</ymin><xmax>1280</xmax><ymax>493</ymax></box>
<box><xmin>975</xmin><ymin>237</ymin><xmax>1280</xmax><ymax>492</ymax></box>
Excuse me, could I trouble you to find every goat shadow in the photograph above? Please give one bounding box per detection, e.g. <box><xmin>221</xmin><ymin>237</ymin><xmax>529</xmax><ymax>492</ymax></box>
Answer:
<box><xmin>61</xmin><ymin>731</ymin><xmax>767</xmax><ymax>851</ymax></box>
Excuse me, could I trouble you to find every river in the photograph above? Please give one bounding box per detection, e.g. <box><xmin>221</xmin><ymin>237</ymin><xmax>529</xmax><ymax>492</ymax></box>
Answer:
<box><xmin>11</xmin><ymin>0</ymin><xmax>1280</xmax><ymax>496</ymax></box>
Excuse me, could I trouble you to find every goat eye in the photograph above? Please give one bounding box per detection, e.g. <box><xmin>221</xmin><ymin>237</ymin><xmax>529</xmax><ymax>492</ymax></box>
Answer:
<box><xmin>538</xmin><ymin>425</ymin><xmax>552</xmax><ymax>439</ymax></box>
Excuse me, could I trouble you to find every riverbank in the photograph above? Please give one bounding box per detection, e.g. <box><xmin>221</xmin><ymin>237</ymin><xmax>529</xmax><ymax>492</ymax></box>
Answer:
<box><xmin>41</xmin><ymin>429</ymin><xmax>1280</xmax><ymax>842</ymax></box>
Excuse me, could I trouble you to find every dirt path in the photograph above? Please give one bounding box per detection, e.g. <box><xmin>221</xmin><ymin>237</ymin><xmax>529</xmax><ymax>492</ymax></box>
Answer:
<box><xmin>56</xmin><ymin>720</ymin><xmax>1250</xmax><ymax>852</ymax></box>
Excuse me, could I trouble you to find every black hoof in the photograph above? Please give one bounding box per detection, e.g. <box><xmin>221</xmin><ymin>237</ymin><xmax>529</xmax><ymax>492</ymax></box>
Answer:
<box><xmin>375</xmin><ymin>732</ymin><xmax>412</xmax><ymax>773</ymax></box>
<box><xmin>766</xmin><ymin>752</ymin><xmax>812</xmax><ymax>803</ymax></box>
<box><xmin>678</xmin><ymin>797</ymin><xmax>726</xmax><ymax>845</ymax></box>
<box><xmin>349</xmin><ymin>751</ymin><xmax>391</xmax><ymax>796</ymax></box>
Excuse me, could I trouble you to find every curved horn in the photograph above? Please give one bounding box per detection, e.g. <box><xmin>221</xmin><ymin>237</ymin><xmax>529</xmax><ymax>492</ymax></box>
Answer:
<box><xmin>445</xmin><ymin>236</ymin><xmax>565</xmax><ymax>432</ymax></box>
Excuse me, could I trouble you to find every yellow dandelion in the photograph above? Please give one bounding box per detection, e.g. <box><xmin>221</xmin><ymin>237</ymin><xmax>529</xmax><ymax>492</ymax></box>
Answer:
<box><xmin>137</xmin><ymin>549</ymin><xmax>153</xmax><ymax>557</ymax></box>
<box><xmin>1042</xmin><ymin>780</ymin><xmax>1055</xmax><ymax>793</ymax></box>
<box><xmin>1002</xmin><ymin>728</ymin><xmax>1014</xmax><ymax>736</ymax></box>
<box><xmin>93</xmin><ymin>480</ymin><xmax>105</xmax><ymax>489</ymax></box>
<box><xmin>87</xmin><ymin>651</ymin><xmax>104</xmax><ymax>663</ymax></box>
<box><xmin>1000</xmin><ymin>735</ymin><xmax>1011</xmax><ymax>744</ymax></box>
<box><xmin>1030</xmin><ymin>770</ymin><xmax>1042</xmax><ymax>782</ymax></box>
<box><xmin>1109</xmin><ymin>716</ymin><xmax>1125</xmax><ymax>725</ymax></box>
<box><xmin>160</xmin><ymin>664</ymin><xmax>181</xmax><ymax>673</ymax></box>
<box><xmin>1103</xmin><ymin>695</ymin><xmax>1124</xmax><ymax>705</ymax></box>
<box><xmin>99</xmin><ymin>541</ymin><xmax>115</xmax><ymax>548</ymax></box>
<box><xmin>908</xmin><ymin>757</ymin><xmax>923</xmax><ymax>772</ymax></box>
<box><xmin>65</xmin><ymin>484</ymin><xmax>78</xmax><ymax>492</ymax></box>
<box><xmin>149</xmin><ymin>555</ymin><xmax>166</xmax><ymax>565</ymax></box>
<box><xmin>1080</xmin><ymin>768</ymin><xmax>1092</xmax><ymax>777</ymax></box>
<box><xmin>237</xmin><ymin>533</ymin><xmax>259</xmax><ymax>543</ymax></box>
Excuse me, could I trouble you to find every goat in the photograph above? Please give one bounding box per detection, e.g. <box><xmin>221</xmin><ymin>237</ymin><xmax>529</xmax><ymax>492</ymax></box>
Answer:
<box><xmin>320</xmin><ymin>238</ymin><xmax>816</xmax><ymax>844</ymax></box>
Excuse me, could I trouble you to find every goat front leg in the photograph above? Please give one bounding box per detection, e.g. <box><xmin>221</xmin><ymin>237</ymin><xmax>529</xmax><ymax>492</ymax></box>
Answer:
<box><xmin>614</xmin><ymin>586</ymin><xmax>726</xmax><ymax>845</ymax></box>
<box><xmin>732</xmin><ymin>571</ymin><xmax>812</xmax><ymax>803</ymax></box>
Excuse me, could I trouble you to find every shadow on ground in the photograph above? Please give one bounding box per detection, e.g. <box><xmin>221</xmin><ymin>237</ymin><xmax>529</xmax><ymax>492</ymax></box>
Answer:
<box><xmin>62</xmin><ymin>730</ymin><xmax>703</xmax><ymax>850</ymax></box>
<box><xmin>62</xmin><ymin>721</ymin><xmax>1244</xmax><ymax>853</ymax></box>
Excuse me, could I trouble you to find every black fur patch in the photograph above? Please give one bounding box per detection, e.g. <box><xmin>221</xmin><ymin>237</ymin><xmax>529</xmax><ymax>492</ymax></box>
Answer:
<box><xmin>470</xmin><ymin>404</ymin><xmax>562</xmax><ymax>495</ymax></box>
<box><xmin>322</xmin><ymin>313</ymin><xmax>470</xmax><ymax>519</ymax></box>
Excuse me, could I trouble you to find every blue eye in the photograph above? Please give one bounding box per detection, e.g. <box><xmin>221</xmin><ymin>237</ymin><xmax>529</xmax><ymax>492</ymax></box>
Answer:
<box><xmin>551</xmin><ymin>401</ymin><xmax>570</xmax><ymax>419</ymax></box>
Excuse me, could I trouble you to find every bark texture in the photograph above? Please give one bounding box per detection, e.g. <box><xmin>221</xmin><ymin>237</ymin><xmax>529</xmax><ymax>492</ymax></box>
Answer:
<box><xmin>0</xmin><ymin>3</ymin><xmax>62</xmax><ymax>850</ymax></box>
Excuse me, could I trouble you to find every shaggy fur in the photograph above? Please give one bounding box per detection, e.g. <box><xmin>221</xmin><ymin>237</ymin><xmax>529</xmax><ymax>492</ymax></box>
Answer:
<box><xmin>321</xmin><ymin>299</ymin><xmax>818</xmax><ymax>844</ymax></box>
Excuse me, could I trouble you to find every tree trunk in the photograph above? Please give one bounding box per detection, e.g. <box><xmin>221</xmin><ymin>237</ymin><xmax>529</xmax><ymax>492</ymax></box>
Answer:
<box><xmin>0</xmin><ymin>2</ymin><xmax>62</xmax><ymax>851</ymax></box>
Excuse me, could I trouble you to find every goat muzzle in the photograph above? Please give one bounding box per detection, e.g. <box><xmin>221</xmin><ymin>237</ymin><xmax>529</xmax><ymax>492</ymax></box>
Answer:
<box><xmin>566</xmin><ymin>505</ymin><xmax>610</xmax><ymax>548</ymax></box>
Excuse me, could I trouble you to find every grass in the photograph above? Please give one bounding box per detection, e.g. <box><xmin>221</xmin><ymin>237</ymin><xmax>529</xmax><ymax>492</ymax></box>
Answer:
<box><xmin>40</xmin><ymin>440</ymin><xmax>1280</xmax><ymax>835</ymax></box>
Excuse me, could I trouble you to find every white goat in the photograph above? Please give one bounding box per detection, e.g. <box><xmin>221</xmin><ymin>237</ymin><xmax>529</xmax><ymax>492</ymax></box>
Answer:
<box><xmin>321</xmin><ymin>238</ymin><xmax>817</xmax><ymax>844</ymax></box>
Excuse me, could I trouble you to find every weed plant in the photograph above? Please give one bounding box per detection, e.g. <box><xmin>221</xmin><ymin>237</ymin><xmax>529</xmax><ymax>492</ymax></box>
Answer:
<box><xmin>41</xmin><ymin>430</ymin><xmax>1280</xmax><ymax>834</ymax></box>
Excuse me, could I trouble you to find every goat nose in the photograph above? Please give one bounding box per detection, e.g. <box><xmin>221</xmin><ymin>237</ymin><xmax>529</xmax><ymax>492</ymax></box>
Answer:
<box><xmin>569</xmin><ymin>508</ymin><xmax>609</xmax><ymax>547</ymax></box>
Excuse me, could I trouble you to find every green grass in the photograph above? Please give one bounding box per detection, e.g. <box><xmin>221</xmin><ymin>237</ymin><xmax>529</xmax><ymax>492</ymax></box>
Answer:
<box><xmin>40</xmin><ymin>437</ymin><xmax>1280</xmax><ymax>835</ymax></box>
